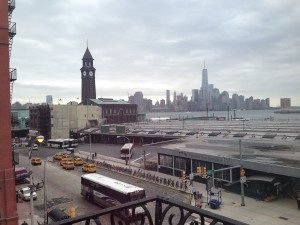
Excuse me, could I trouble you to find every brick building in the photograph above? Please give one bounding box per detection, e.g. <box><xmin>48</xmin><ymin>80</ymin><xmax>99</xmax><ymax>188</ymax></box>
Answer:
<box><xmin>29</xmin><ymin>104</ymin><xmax>51</xmax><ymax>139</ymax></box>
<box><xmin>90</xmin><ymin>98</ymin><xmax>137</xmax><ymax>124</ymax></box>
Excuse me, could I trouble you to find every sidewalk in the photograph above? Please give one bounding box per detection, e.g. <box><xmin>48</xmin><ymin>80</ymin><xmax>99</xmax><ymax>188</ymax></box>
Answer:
<box><xmin>17</xmin><ymin>202</ymin><xmax>43</xmax><ymax>225</ymax></box>
<box><xmin>77</xmin><ymin>150</ymin><xmax>300</xmax><ymax>225</ymax></box>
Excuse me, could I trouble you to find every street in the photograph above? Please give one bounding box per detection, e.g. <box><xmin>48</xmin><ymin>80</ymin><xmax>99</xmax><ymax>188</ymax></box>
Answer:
<box><xmin>15</xmin><ymin>144</ymin><xmax>189</xmax><ymax>222</ymax></box>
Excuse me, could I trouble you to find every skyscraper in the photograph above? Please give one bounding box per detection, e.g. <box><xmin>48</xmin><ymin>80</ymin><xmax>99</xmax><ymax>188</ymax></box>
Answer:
<box><xmin>166</xmin><ymin>90</ymin><xmax>171</xmax><ymax>108</ymax></box>
<box><xmin>201</xmin><ymin>61</ymin><xmax>208</xmax><ymax>91</ymax></box>
<box><xmin>200</xmin><ymin>61</ymin><xmax>211</xmax><ymax>109</ymax></box>
<box><xmin>133</xmin><ymin>91</ymin><xmax>144</xmax><ymax>112</ymax></box>
<box><xmin>191</xmin><ymin>89</ymin><xmax>199</xmax><ymax>102</ymax></box>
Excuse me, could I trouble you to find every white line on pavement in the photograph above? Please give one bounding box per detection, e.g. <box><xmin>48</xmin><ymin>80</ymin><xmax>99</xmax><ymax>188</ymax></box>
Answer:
<box><xmin>132</xmin><ymin>153</ymin><xmax>151</xmax><ymax>162</ymax></box>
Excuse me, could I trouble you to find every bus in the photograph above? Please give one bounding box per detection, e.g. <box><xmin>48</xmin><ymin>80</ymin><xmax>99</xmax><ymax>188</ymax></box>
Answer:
<box><xmin>47</xmin><ymin>139</ymin><xmax>78</xmax><ymax>149</ymax></box>
<box><xmin>120</xmin><ymin>143</ymin><xmax>134</xmax><ymax>159</ymax></box>
<box><xmin>81</xmin><ymin>173</ymin><xmax>146</xmax><ymax>221</ymax></box>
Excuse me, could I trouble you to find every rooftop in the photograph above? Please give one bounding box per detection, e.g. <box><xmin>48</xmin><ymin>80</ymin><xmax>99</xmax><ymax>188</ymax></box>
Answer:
<box><xmin>90</xmin><ymin>98</ymin><xmax>134</xmax><ymax>105</ymax></box>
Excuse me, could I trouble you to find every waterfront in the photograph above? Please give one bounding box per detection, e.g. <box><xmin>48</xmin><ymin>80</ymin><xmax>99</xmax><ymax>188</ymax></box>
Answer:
<box><xmin>146</xmin><ymin>109</ymin><xmax>300</xmax><ymax>121</ymax></box>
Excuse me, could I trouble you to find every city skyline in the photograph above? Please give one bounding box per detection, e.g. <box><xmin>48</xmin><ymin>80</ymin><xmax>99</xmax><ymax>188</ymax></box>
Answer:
<box><xmin>10</xmin><ymin>0</ymin><xmax>300</xmax><ymax>106</ymax></box>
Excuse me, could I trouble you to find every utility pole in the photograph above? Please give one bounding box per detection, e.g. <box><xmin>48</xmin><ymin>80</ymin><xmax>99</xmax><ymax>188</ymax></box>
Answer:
<box><xmin>44</xmin><ymin>160</ymin><xmax>47</xmax><ymax>224</ymax></box>
<box><xmin>29</xmin><ymin>144</ymin><xmax>34</xmax><ymax>225</ymax></box>
<box><xmin>0</xmin><ymin>1</ymin><xmax>18</xmax><ymax>224</ymax></box>
<box><xmin>239</xmin><ymin>139</ymin><xmax>245</xmax><ymax>206</ymax></box>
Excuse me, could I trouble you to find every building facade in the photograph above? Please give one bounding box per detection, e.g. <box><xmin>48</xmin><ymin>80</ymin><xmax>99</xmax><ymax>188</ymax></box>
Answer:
<box><xmin>50</xmin><ymin>102</ymin><xmax>101</xmax><ymax>139</ymax></box>
<box><xmin>280</xmin><ymin>98</ymin><xmax>291</xmax><ymax>109</ymax></box>
<box><xmin>91</xmin><ymin>98</ymin><xmax>137</xmax><ymax>124</ymax></box>
<box><xmin>29</xmin><ymin>104</ymin><xmax>51</xmax><ymax>140</ymax></box>
<box><xmin>81</xmin><ymin>47</ymin><xmax>96</xmax><ymax>105</ymax></box>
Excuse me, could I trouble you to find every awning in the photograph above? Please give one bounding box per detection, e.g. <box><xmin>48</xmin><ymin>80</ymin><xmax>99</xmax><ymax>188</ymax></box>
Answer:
<box><xmin>246</xmin><ymin>175</ymin><xmax>275</xmax><ymax>183</ymax></box>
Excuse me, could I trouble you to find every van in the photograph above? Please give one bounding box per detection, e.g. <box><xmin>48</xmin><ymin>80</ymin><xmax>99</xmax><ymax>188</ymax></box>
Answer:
<box><xmin>15</xmin><ymin>167</ymin><xmax>30</xmax><ymax>183</ymax></box>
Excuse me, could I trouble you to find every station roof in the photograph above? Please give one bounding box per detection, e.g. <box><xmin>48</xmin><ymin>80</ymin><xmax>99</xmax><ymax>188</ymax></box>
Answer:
<box><xmin>154</xmin><ymin>137</ymin><xmax>300</xmax><ymax>178</ymax></box>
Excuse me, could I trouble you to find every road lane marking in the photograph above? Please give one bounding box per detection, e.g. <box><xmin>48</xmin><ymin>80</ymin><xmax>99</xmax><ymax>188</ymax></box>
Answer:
<box><xmin>132</xmin><ymin>153</ymin><xmax>151</xmax><ymax>162</ymax></box>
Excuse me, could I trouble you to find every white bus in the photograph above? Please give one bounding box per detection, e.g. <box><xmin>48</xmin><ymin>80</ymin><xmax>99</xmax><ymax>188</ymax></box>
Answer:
<box><xmin>120</xmin><ymin>143</ymin><xmax>134</xmax><ymax>159</ymax></box>
<box><xmin>81</xmin><ymin>173</ymin><xmax>146</xmax><ymax>221</ymax></box>
<box><xmin>47</xmin><ymin>139</ymin><xmax>78</xmax><ymax>149</ymax></box>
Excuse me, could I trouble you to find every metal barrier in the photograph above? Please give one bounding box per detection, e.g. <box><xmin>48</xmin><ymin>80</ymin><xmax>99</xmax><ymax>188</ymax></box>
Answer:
<box><xmin>50</xmin><ymin>195</ymin><xmax>247</xmax><ymax>225</ymax></box>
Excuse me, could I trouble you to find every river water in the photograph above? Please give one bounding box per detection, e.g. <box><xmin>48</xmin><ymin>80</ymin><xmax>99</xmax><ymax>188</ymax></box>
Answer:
<box><xmin>146</xmin><ymin>109</ymin><xmax>300</xmax><ymax>122</ymax></box>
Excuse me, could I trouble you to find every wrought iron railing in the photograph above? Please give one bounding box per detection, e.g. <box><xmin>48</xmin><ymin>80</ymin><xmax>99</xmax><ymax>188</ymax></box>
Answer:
<box><xmin>8</xmin><ymin>0</ymin><xmax>16</xmax><ymax>11</ymax></box>
<box><xmin>50</xmin><ymin>195</ymin><xmax>247</xmax><ymax>225</ymax></box>
<box><xmin>9</xmin><ymin>22</ymin><xmax>16</xmax><ymax>37</ymax></box>
<box><xmin>10</xmin><ymin>68</ymin><xmax>17</xmax><ymax>81</ymax></box>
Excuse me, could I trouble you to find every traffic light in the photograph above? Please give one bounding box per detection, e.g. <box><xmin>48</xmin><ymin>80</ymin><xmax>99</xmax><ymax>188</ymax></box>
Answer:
<box><xmin>181</xmin><ymin>171</ymin><xmax>186</xmax><ymax>180</ymax></box>
<box><xmin>240</xmin><ymin>168</ymin><xmax>246</xmax><ymax>177</ymax></box>
<box><xmin>203</xmin><ymin>167</ymin><xmax>207</xmax><ymax>177</ymax></box>
<box><xmin>196</xmin><ymin>166</ymin><xmax>202</xmax><ymax>175</ymax></box>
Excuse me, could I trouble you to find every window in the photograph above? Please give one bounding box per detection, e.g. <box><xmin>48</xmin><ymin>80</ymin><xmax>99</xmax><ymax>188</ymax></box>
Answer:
<box><xmin>159</xmin><ymin>154</ymin><xmax>173</xmax><ymax>167</ymax></box>
<box><xmin>174</xmin><ymin>157</ymin><xmax>186</xmax><ymax>170</ymax></box>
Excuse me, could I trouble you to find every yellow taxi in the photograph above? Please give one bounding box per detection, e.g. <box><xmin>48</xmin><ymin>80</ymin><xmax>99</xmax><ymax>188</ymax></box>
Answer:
<box><xmin>62</xmin><ymin>161</ymin><xmax>75</xmax><ymax>170</ymax></box>
<box><xmin>74</xmin><ymin>157</ymin><xmax>84</xmax><ymax>166</ymax></box>
<box><xmin>61</xmin><ymin>154</ymin><xmax>72</xmax><ymax>161</ymax></box>
<box><xmin>53</xmin><ymin>153</ymin><xmax>66</xmax><ymax>161</ymax></box>
<box><xmin>60</xmin><ymin>157</ymin><xmax>73</xmax><ymax>166</ymax></box>
<box><xmin>82</xmin><ymin>163</ymin><xmax>96</xmax><ymax>173</ymax></box>
<box><xmin>31</xmin><ymin>157</ymin><xmax>42</xmax><ymax>166</ymax></box>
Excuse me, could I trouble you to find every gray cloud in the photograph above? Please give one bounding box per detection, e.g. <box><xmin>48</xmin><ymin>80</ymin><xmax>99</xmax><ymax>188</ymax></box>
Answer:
<box><xmin>10</xmin><ymin>0</ymin><xmax>300</xmax><ymax>106</ymax></box>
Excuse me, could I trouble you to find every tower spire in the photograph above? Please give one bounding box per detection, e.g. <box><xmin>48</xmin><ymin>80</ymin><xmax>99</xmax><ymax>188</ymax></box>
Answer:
<box><xmin>87</xmin><ymin>39</ymin><xmax>89</xmax><ymax>48</ymax></box>
<box><xmin>204</xmin><ymin>60</ymin><xmax>206</xmax><ymax>69</ymax></box>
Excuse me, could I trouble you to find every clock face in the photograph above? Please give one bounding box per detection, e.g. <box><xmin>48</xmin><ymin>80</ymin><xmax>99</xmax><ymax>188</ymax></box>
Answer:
<box><xmin>89</xmin><ymin>71</ymin><xmax>93</xmax><ymax>76</ymax></box>
<box><xmin>83</xmin><ymin>71</ymin><xmax>87</xmax><ymax>76</ymax></box>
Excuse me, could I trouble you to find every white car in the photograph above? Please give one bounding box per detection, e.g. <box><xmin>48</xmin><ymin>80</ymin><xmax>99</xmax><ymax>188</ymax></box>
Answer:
<box><xmin>32</xmin><ymin>144</ymin><xmax>38</xmax><ymax>150</ymax></box>
<box><xmin>18</xmin><ymin>187</ymin><xmax>37</xmax><ymax>201</ymax></box>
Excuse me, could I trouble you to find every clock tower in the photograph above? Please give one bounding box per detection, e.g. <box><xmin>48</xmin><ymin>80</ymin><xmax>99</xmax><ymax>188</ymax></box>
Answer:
<box><xmin>81</xmin><ymin>47</ymin><xmax>96</xmax><ymax>105</ymax></box>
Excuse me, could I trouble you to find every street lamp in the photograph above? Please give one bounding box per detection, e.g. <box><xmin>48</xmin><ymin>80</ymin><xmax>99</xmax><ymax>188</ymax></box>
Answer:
<box><xmin>239</xmin><ymin>139</ymin><xmax>246</xmax><ymax>206</ymax></box>
<box><xmin>29</xmin><ymin>135</ymin><xmax>44</xmax><ymax>225</ymax></box>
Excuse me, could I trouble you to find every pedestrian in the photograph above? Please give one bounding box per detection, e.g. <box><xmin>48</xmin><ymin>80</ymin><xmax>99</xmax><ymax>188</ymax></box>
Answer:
<box><xmin>21</xmin><ymin>221</ymin><xmax>28</xmax><ymax>225</ymax></box>
<box><xmin>94</xmin><ymin>152</ymin><xmax>97</xmax><ymax>158</ymax></box>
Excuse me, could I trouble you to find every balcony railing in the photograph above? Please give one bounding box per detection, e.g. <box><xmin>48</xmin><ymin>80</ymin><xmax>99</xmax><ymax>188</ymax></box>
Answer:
<box><xmin>50</xmin><ymin>195</ymin><xmax>247</xmax><ymax>225</ymax></box>
<box><xmin>8</xmin><ymin>0</ymin><xmax>16</xmax><ymax>12</ymax></box>
<box><xmin>10</xmin><ymin>68</ymin><xmax>17</xmax><ymax>81</ymax></box>
<box><xmin>9</xmin><ymin>22</ymin><xmax>16</xmax><ymax>38</ymax></box>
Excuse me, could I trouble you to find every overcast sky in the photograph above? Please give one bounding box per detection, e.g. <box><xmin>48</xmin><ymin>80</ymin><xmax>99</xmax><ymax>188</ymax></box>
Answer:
<box><xmin>11</xmin><ymin>0</ymin><xmax>300</xmax><ymax>106</ymax></box>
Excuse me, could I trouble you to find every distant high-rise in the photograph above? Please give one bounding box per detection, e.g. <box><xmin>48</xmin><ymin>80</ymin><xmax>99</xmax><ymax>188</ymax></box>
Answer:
<box><xmin>191</xmin><ymin>89</ymin><xmax>199</xmax><ymax>102</ymax></box>
<box><xmin>133</xmin><ymin>91</ymin><xmax>144</xmax><ymax>112</ymax></box>
<box><xmin>46</xmin><ymin>95</ymin><xmax>53</xmax><ymax>104</ymax></box>
<box><xmin>200</xmin><ymin>61</ymin><xmax>212</xmax><ymax>109</ymax></box>
<box><xmin>201</xmin><ymin>61</ymin><xmax>208</xmax><ymax>90</ymax></box>
<box><xmin>173</xmin><ymin>91</ymin><xmax>177</xmax><ymax>103</ymax></box>
<box><xmin>280</xmin><ymin>98</ymin><xmax>291</xmax><ymax>109</ymax></box>
<box><xmin>166</xmin><ymin>90</ymin><xmax>171</xmax><ymax>108</ymax></box>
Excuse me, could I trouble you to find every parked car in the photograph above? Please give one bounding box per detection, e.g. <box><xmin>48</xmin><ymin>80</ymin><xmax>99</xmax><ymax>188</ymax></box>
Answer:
<box><xmin>31</xmin><ymin>157</ymin><xmax>42</xmax><ymax>166</ymax></box>
<box><xmin>82</xmin><ymin>163</ymin><xmax>96</xmax><ymax>173</ymax></box>
<box><xmin>74</xmin><ymin>157</ymin><xmax>84</xmax><ymax>166</ymax></box>
<box><xmin>62</xmin><ymin>161</ymin><xmax>75</xmax><ymax>170</ymax></box>
<box><xmin>32</xmin><ymin>144</ymin><xmax>38</xmax><ymax>150</ymax></box>
<box><xmin>60</xmin><ymin>157</ymin><xmax>74</xmax><ymax>166</ymax></box>
<box><xmin>53</xmin><ymin>152</ymin><xmax>66</xmax><ymax>161</ymax></box>
<box><xmin>18</xmin><ymin>187</ymin><xmax>37</xmax><ymax>201</ymax></box>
